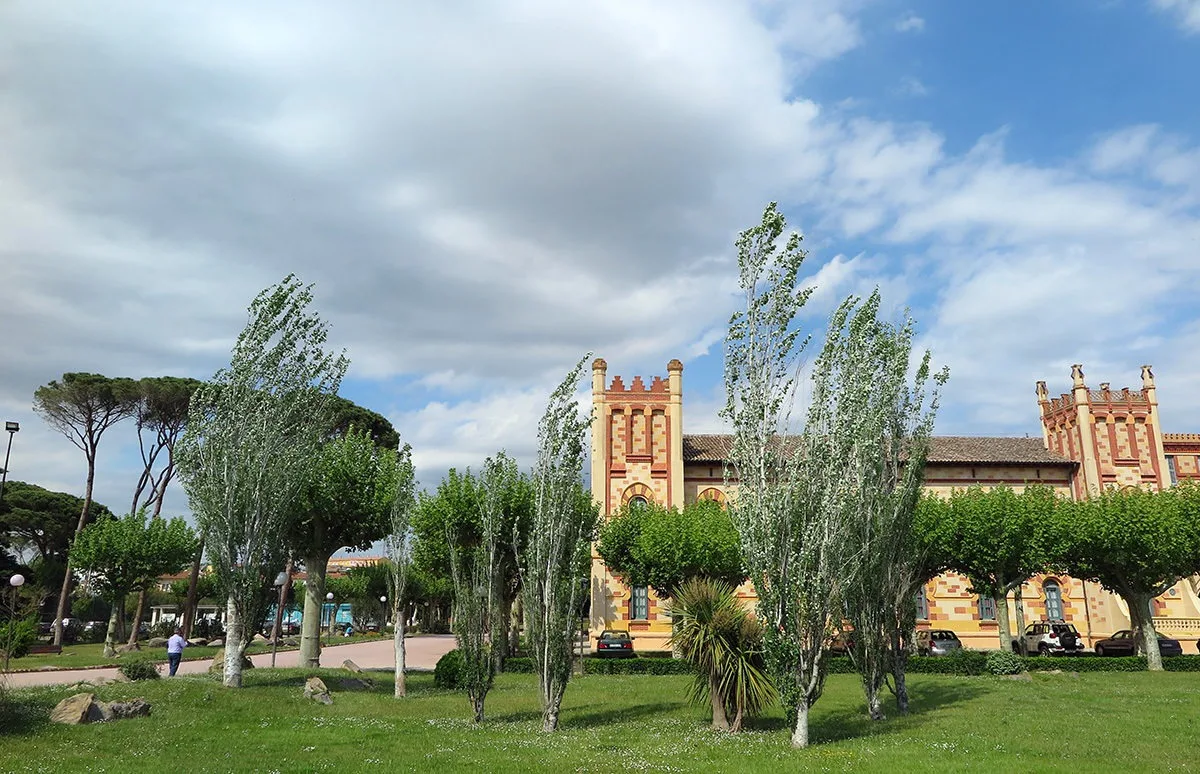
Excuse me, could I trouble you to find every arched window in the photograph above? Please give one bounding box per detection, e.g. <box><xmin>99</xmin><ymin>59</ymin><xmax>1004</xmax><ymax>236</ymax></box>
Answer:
<box><xmin>1044</xmin><ymin>581</ymin><xmax>1063</xmax><ymax>620</ymax></box>
<box><xmin>628</xmin><ymin>495</ymin><xmax>649</xmax><ymax>510</ymax></box>
<box><xmin>698</xmin><ymin>488</ymin><xmax>726</xmax><ymax>505</ymax></box>
<box><xmin>978</xmin><ymin>596</ymin><xmax>996</xmax><ymax>621</ymax></box>
<box><xmin>915</xmin><ymin>586</ymin><xmax>929</xmax><ymax>620</ymax></box>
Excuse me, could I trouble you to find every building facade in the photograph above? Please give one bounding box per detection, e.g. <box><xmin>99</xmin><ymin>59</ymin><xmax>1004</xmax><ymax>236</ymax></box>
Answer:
<box><xmin>588</xmin><ymin>359</ymin><xmax>1200</xmax><ymax>651</ymax></box>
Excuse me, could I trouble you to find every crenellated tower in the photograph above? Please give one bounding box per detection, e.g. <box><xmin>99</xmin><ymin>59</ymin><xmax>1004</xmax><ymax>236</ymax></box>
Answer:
<box><xmin>589</xmin><ymin>358</ymin><xmax>684</xmax><ymax>515</ymax></box>
<box><xmin>1037</xmin><ymin>364</ymin><xmax>1170</xmax><ymax>496</ymax></box>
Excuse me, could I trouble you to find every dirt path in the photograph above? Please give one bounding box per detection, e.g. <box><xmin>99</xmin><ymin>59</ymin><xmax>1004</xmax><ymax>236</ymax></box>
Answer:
<box><xmin>3</xmin><ymin>634</ymin><xmax>457</xmax><ymax>689</ymax></box>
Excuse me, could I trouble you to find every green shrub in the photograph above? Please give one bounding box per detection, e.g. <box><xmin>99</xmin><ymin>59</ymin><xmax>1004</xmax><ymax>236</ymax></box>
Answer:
<box><xmin>501</xmin><ymin>657</ymin><xmax>534</xmax><ymax>674</ymax></box>
<box><xmin>119</xmin><ymin>658</ymin><xmax>161</xmax><ymax>681</ymax></box>
<box><xmin>986</xmin><ymin>650</ymin><xmax>1024</xmax><ymax>675</ymax></box>
<box><xmin>0</xmin><ymin>618</ymin><xmax>37</xmax><ymax>661</ymax></box>
<box><xmin>434</xmin><ymin>649</ymin><xmax>465</xmax><ymax>689</ymax></box>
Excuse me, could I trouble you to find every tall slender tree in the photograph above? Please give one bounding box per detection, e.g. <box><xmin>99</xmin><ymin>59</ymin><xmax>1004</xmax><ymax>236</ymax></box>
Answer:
<box><xmin>125</xmin><ymin>376</ymin><xmax>202</xmax><ymax>646</ymax></box>
<box><xmin>835</xmin><ymin>292</ymin><xmax>946</xmax><ymax>721</ymax></box>
<box><xmin>177</xmin><ymin>275</ymin><xmax>347</xmax><ymax>687</ymax></box>
<box><xmin>384</xmin><ymin>442</ymin><xmax>417</xmax><ymax>698</ymax></box>
<box><xmin>34</xmin><ymin>372</ymin><xmax>138</xmax><ymax>646</ymax></box>
<box><xmin>517</xmin><ymin>357</ymin><xmax>599</xmax><ymax>732</ymax></box>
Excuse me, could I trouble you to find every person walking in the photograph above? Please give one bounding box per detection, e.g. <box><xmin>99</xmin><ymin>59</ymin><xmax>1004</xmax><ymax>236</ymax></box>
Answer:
<box><xmin>167</xmin><ymin>628</ymin><xmax>187</xmax><ymax>676</ymax></box>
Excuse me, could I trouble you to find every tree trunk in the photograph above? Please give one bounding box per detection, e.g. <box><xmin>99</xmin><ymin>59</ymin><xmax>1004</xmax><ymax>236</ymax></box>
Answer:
<box><xmin>115</xmin><ymin>597</ymin><xmax>126</xmax><ymax>642</ymax></box>
<box><xmin>223</xmin><ymin>596</ymin><xmax>243</xmax><ymax>688</ymax></box>
<box><xmin>471</xmin><ymin>694</ymin><xmax>486</xmax><ymax>723</ymax></box>
<box><xmin>543</xmin><ymin>693</ymin><xmax>563</xmax><ymax>732</ymax></box>
<box><xmin>393</xmin><ymin>606</ymin><xmax>407</xmax><ymax>698</ymax></box>
<box><xmin>709</xmin><ymin>675</ymin><xmax>730</xmax><ymax>731</ymax></box>
<box><xmin>299</xmin><ymin>553</ymin><xmax>328</xmax><ymax>668</ymax></box>
<box><xmin>730</xmin><ymin>705</ymin><xmax>745</xmax><ymax>733</ymax></box>
<box><xmin>509</xmin><ymin>596</ymin><xmax>522</xmax><ymax>655</ymax></box>
<box><xmin>127</xmin><ymin>588</ymin><xmax>148</xmax><ymax>647</ymax></box>
<box><xmin>993</xmin><ymin>591</ymin><xmax>1012</xmax><ymax>651</ymax></box>
<box><xmin>791</xmin><ymin>699</ymin><xmax>810</xmax><ymax>748</ymax></box>
<box><xmin>1014</xmin><ymin>589</ymin><xmax>1028</xmax><ymax>655</ymax></box>
<box><xmin>102</xmin><ymin>605</ymin><xmax>120</xmax><ymax>659</ymax></box>
<box><xmin>1130</xmin><ymin>593</ymin><xmax>1164</xmax><ymax>671</ymax></box>
<box><xmin>181</xmin><ymin>539</ymin><xmax>204</xmax><ymax>638</ymax></box>
<box><xmin>865</xmin><ymin>670</ymin><xmax>886</xmax><ymax>721</ymax></box>
<box><xmin>53</xmin><ymin>462</ymin><xmax>96</xmax><ymax>646</ymax></box>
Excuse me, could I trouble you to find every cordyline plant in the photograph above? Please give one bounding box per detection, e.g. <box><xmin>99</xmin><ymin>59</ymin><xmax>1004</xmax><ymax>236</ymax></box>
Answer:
<box><xmin>834</xmin><ymin>291</ymin><xmax>946</xmax><ymax>721</ymax></box>
<box><xmin>177</xmin><ymin>275</ymin><xmax>347</xmax><ymax>688</ymax></box>
<box><xmin>384</xmin><ymin>442</ymin><xmax>417</xmax><ymax>698</ymax></box>
<box><xmin>517</xmin><ymin>357</ymin><xmax>599</xmax><ymax>732</ymax></box>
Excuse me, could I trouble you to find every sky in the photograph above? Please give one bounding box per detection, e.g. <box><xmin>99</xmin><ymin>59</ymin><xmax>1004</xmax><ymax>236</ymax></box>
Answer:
<box><xmin>2</xmin><ymin>0</ymin><xmax>1199</xmax><ymax>528</ymax></box>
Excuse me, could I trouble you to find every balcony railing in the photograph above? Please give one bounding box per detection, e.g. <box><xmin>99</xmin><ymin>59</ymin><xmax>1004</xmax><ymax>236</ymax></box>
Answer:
<box><xmin>1152</xmin><ymin>617</ymin><xmax>1200</xmax><ymax>633</ymax></box>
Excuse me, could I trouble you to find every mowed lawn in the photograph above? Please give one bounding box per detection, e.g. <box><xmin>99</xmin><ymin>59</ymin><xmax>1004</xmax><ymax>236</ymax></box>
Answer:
<box><xmin>2</xmin><ymin>669</ymin><xmax>1198</xmax><ymax>773</ymax></box>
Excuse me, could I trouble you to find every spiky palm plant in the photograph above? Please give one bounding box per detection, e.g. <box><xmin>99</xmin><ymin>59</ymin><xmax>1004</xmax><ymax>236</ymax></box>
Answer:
<box><xmin>669</xmin><ymin>578</ymin><xmax>776</xmax><ymax>732</ymax></box>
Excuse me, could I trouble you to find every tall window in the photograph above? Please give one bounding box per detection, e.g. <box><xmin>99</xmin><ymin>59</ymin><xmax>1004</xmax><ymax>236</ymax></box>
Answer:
<box><xmin>1044</xmin><ymin>581</ymin><xmax>1063</xmax><ymax>620</ymax></box>
<box><xmin>1168</xmin><ymin>456</ymin><xmax>1178</xmax><ymax>485</ymax></box>
<box><xmin>631</xmin><ymin>586</ymin><xmax>649</xmax><ymax>620</ymax></box>
<box><xmin>978</xmin><ymin>596</ymin><xmax>996</xmax><ymax>621</ymax></box>
<box><xmin>915</xmin><ymin>586</ymin><xmax>929</xmax><ymax>620</ymax></box>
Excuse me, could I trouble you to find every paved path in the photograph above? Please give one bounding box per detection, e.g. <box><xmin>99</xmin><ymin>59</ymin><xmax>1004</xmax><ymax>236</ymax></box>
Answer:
<box><xmin>3</xmin><ymin>635</ymin><xmax>457</xmax><ymax>689</ymax></box>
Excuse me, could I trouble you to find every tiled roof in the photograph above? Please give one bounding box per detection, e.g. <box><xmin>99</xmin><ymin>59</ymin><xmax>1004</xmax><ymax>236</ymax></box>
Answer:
<box><xmin>682</xmin><ymin>434</ymin><xmax>1075</xmax><ymax>467</ymax></box>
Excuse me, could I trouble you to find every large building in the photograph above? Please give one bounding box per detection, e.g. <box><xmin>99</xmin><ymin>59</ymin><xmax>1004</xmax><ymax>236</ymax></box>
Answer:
<box><xmin>587</xmin><ymin>359</ymin><xmax>1200</xmax><ymax>651</ymax></box>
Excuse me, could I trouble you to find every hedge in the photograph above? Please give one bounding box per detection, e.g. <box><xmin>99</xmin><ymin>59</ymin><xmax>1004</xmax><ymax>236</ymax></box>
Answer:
<box><xmin>482</xmin><ymin>649</ymin><xmax>1200</xmax><ymax>680</ymax></box>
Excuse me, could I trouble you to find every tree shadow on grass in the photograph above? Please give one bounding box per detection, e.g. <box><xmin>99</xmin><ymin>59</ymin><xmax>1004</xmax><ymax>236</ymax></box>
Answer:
<box><xmin>489</xmin><ymin>701</ymin><xmax>679</xmax><ymax>730</ymax></box>
<box><xmin>238</xmin><ymin>668</ymin><xmax>441</xmax><ymax>697</ymax></box>
<box><xmin>749</xmin><ymin>679</ymin><xmax>989</xmax><ymax>743</ymax></box>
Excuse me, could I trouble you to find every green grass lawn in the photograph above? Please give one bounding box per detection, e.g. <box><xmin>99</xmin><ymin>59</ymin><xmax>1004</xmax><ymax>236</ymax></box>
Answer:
<box><xmin>2</xmin><ymin>669</ymin><xmax>1198</xmax><ymax>772</ymax></box>
<box><xmin>8</xmin><ymin>635</ymin><xmax>388</xmax><ymax>671</ymax></box>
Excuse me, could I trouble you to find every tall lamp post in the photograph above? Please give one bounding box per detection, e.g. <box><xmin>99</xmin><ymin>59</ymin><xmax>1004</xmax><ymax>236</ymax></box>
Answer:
<box><xmin>4</xmin><ymin>573</ymin><xmax>24</xmax><ymax>672</ymax></box>
<box><xmin>270</xmin><ymin>570</ymin><xmax>288</xmax><ymax>668</ymax></box>
<box><xmin>380</xmin><ymin>595</ymin><xmax>388</xmax><ymax>632</ymax></box>
<box><xmin>0</xmin><ymin>421</ymin><xmax>19</xmax><ymax>505</ymax></box>
<box><xmin>325</xmin><ymin>591</ymin><xmax>334</xmax><ymax>645</ymax></box>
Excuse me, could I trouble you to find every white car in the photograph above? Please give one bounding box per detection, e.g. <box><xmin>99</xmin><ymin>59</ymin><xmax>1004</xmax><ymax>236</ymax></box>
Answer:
<box><xmin>1018</xmin><ymin>621</ymin><xmax>1084</xmax><ymax>656</ymax></box>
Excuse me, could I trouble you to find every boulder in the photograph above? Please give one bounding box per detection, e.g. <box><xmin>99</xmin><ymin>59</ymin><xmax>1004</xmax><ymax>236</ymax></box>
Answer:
<box><xmin>50</xmin><ymin>693</ymin><xmax>152</xmax><ymax>725</ymax></box>
<box><xmin>208</xmin><ymin>648</ymin><xmax>255</xmax><ymax>673</ymax></box>
<box><xmin>282</xmin><ymin>638</ymin><xmax>300</xmax><ymax>647</ymax></box>
<box><xmin>341</xmin><ymin>659</ymin><xmax>362</xmax><ymax>673</ymax></box>
<box><xmin>50</xmin><ymin>693</ymin><xmax>106</xmax><ymax>725</ymax></box>
<box><xmin>252</xmin><ymin>633</ymin><xmax>268</xmax><ymax>643</ymax></box>
<box><xmin>304</xmin><ymin>676</ymin><xmax>333</xmax><ymax>705</ymax></box>
<box><xmin>207</xmin><ymin>639</ymin><xmax>225</xmax><ymax>648</ymax></box>
<box><xmin>187</xmin><ymin>638</ymin><xmax>208</xmax><ymax>647</ymax></box>
<box><xmin>116</xmin><ymin>643</ymin><xmax>141</xmax><ymax>655</ymax></box>
<box><xmin>1004</xmin><ymin>672</ymin><xmax>1033</xmax><ymax>682</ymax></box>
<box><xmin>147</xmin><ymin>637</ymin><xmax>169</xmax><ymax>648</ymax></box>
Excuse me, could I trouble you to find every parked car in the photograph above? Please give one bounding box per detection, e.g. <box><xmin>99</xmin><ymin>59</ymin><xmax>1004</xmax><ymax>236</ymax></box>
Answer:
<box><xmin>1094</xmin><ymin>629</ymin><xmax>1183</xmax><ymax>657</ymax></box>
<box><xmin>915</xmin><ymin>629</ymin><xmax>962</xmax><ymax>656</ymax></box>
<box><xmin>1019</xmin><ymin>621</ymin><xmax>1084</xmax><ymax>656</ymax></box>
<box><xmin>594</xmin><ymin>630</ymin><xmax>635</xmax><ymax>658</ymax></box>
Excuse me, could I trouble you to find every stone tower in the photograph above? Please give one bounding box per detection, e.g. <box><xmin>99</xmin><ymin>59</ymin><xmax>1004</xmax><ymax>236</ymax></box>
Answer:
<box><xmin>1037</xmin><ymin>364</ymin><xmax>1171</xmax><ymax>496</ymax></box>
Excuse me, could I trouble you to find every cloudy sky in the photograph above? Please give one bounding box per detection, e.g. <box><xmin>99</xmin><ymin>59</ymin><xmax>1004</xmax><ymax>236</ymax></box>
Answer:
<box><xmin>2</xmin><ymin>1</ymin><xmax>1199</xmax><ymax>523</ymax></box>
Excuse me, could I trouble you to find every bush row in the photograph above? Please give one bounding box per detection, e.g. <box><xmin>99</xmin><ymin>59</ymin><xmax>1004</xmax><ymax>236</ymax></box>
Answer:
<box><xmin>437</xmin><ymin>648</ymin><xmax>1200</xmax><ymax>687</ymax></box>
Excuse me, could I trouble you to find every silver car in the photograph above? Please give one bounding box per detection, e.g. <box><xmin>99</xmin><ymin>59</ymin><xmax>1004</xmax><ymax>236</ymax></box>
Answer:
<box><xmin>916</xmin><ymin>629</ymin><xmax>963</xmax><ymax>656</ymax></box>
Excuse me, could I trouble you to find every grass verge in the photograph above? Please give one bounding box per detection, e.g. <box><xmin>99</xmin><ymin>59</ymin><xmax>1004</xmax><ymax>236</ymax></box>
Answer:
<box><xmin>2</xmin><ymin>668</ymin><xmax>1198</xmax><ymax>772</ymax></box>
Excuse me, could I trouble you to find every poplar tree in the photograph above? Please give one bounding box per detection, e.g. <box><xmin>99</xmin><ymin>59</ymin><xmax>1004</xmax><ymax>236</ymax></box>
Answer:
<box><xmin>385</xmin><ymin>443</ymin><xmax>417</xmax><ymax>698</ymax></box>
<box><xmin>518</xmin><ymin>358</ymin><xmax>599</xmax><ymax>732</ymax></box>
<box><xmin>177</xmin><ymin>275</ymin><xmax>347</xmax><ymax>688</ymax></box>
<box><xmin>834</xmin><ymin>292</ymin><xmax>945</xmax><ymax>721</ymax></box>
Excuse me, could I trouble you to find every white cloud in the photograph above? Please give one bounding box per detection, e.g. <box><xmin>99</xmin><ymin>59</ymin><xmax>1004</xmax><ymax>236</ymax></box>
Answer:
<box><xmin>1153</xmin><ymin>0</ymin><xmax>1200</xmax><ymax>32</ymax></box>
<box><xmin>895</xmin><ymin>12</ymin><xmax>926</xmax><ymax>33</ymax></box>
<box><xmin>896</xmin><ymin>76</ymin><xmax>929</xmax><ymax>97</ymax></box>
<box><xmin>1</xmin><ymin>0</ymin><xmax>1199</xmax><ymax>519</ymax></box>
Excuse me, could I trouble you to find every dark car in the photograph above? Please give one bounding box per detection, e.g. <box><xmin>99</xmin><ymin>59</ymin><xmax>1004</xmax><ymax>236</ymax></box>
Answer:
<box><xmin>594</xmin><ymin>630</ymin><xmax>635</xmax><ymax>658</ymax></box>
<box><xmin>1094</xmin><ymin>629</ymin><xmax>1183</xmax><ymax>657</ymax></box>
<box><xmin>915</xmin><ymin>629</ymin><xmax>963</xmax><ymax>656</ymax></box>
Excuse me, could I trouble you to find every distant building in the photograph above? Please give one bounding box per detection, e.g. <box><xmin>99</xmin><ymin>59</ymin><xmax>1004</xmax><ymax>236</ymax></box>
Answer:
<box><xmin>588</xmin><ymin>359</ymin><xmax>1200</xmax><ymax>651</ymax></box>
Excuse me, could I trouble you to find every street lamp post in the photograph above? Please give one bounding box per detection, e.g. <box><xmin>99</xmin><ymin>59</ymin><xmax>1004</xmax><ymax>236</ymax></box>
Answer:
<box><xmin>380</xmin><ymin>595</ymin><xmax>388</xmax><ymax>632</ymax></box>
<box><xmin>270</xmin><ymin>570</ymin><xmax>288</xmax><ymax>669</ymax></box>
<box><xmin>4</xmin><ymin>574</ymin><xmax>25</xmax><ymax>672</ymax></box>
<box><xmin>0</xmin><ymin>421</ymin><xmax>20</xmax><ymax>505</ymax></box>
